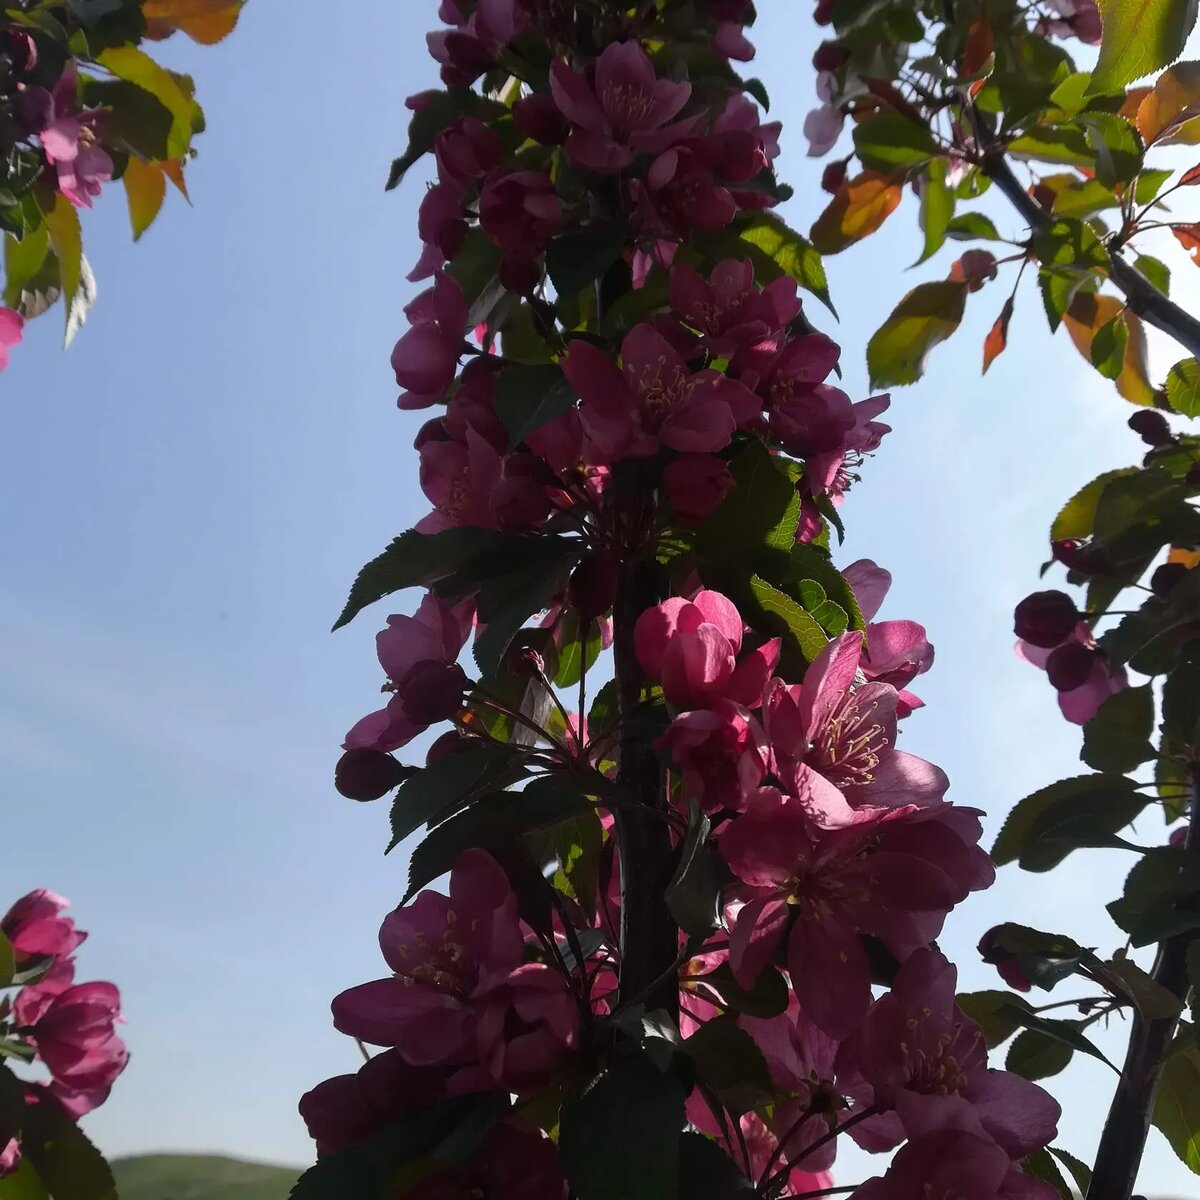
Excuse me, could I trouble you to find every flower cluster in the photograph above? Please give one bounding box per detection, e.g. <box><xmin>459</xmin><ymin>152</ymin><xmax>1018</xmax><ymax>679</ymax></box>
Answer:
<box><xmin>309</xmin><ymin>2</ymin><xmax>1063</xmax><ymax>1195</ymax></box>
<box><xmin>0</xmin><ymin>890</ymin><xmax>128</xmax><ymax>1179</ymax></box>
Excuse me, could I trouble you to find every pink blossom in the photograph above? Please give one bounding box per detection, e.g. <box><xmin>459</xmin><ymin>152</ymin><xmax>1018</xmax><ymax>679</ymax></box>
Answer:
<box><xmin>735</xmin><ymin>332</ymin><xmax>841</xmax><ymax>414</ymax></box>
<box><xmin>407</xmin><ymin>1121</ymin><xmax>567</xmax><ymax>1200</ymax></box>
<box><xmin>410</xmin><ymin>182</ymin><xmax>468</xmax><ymax>281</ymax></box>
<box><xmin>419</xmin><ymin>424</ymin><xmax>504</xmax><ymax>531</ymax></box>
<box><xmin>0</xmin><ymin>308</ymin><xmax>23</xmax><ymax>371</ymax></box>
<box><xmin>855</xmin><ymin>1130</ymin><xmax>1060</xmax><ymax>1200</ymax></box>
<box><xmin>669</xmin><ymin>260</ymin><xmax>799</xmax><ymax>357</ymax></box>
<box><xmin>435</xmin><ymin>116</ymin><xmax>502</xmax><ymax>184</ymax></box>
<box><xmin>634</xmin><ymin>590</ymin><xmax>780</xmax><ymax>710</ymax></box>
<box><xmin>392</xmin><ymin>272</ymin><xmax>469</xmax><ymax>409</ymax></box>
<box><xmin>633</xmin><ymin>146</ymin><xmax>738</xmax><ymax>238</ymax></box>
<box><xmin>658</xmin><ymin>700</ymin><xmax>769</xmax><ymax>813</ymax></box>
<box><xmin>715</xmin><ymin>95</ymin><xmax>782</xmax><ymax>165</ymax></box>
<box><xmin>550</xmin><ymin>42</ymin><xmax>699</xmax><ymax>173</ymax></box>
<box><xmin>722</xmin><ymin>788</ymin><xmax>993</xmax><ymax>1037</ymax></box>
<box><xmin>34</xmin><ymin>68</ymin><xmax>113</xmax><ymax>208</ymax></box>
<box><xmin>479</xmin><ymin>168</ymin><xmax>561</xmax><ymax>254</ymax></box>
<box><xmin>663</xmin><ymin>454</ymin><xmax>735</xmax><ymax>524</ymax></box>
<box><xmin>343</xmin><ymin>593</ymin><xmax>472</xmax><ymax>753</ymax></box>
<box><xmin>332</xmin><ymin>851</ymin><xmax>523</xmax><ymax>1059</ymax></box>
<box><xmin>0</xmin><ymin>1135</ymin><xmax>17</xmax><ymax>1179</ymax></box>
<box><xmin>2</xmin><ymin>889</ymin><xmax>86</xmax><ymax>967</ymax></box>
<box><xmin>25</xmin><ymin>981</ymin><xmax>128</xmax><ymax>1114</ymax></box>
<box><xmin>1016</xmin><ymin>621</ymin><xmax>1127</xmax><ymax>724</ymax></box>
<box><xmin>842</xmin><ymin>559</ymin><xmax>934</xmax><ymax>712</ymax></box>
<box><xmin>765</xmin><ymin>631</ymin><xmax>948</xmax><ymax>823</ymax></box>
<box><xmin>562</xmin><ymin>325</ymin><xmax>760</xmax><ymax>462</ymax></box>
<box><xmin>853</xmin><ymin>949</ymin><xmax>1059</xmax><ymax>1158</ymax></box>
<box><xmin>428</xmin><ymin>0</ymin><xmax>529</xmax><ymax>85</ymax></box>
<box><xmin>804</xmin><ymin>105</ymin><xmax>844</xmax><ymax>156</ymax></box>
<box><xmin>514</xmin><ymin>94</ymin><xmax>571</xmax><ymax>145</ymax></box>
<box><xmin>714</xmin><ymin>20</ymin><xmax>755</xmax><ymax>60</ymax></box>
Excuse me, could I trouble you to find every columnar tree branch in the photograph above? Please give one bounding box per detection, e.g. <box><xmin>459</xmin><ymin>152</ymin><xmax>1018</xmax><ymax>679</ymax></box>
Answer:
<box><xmin>1086</xmin><ymin>770</ymin><xmax>1200</xmax><ymax>1200</ymax></box>
<box><xmin>982</xmin><ymin>150</ymin><xmax>1200</xmax><ymax>360</ymax></box>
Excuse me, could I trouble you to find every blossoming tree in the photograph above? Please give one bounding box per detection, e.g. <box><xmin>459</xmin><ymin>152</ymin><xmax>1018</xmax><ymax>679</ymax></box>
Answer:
<box><xmin>286</xmin><ymin>0</ymin><xmax>1200</xmax><ymax>1196</ymax></box>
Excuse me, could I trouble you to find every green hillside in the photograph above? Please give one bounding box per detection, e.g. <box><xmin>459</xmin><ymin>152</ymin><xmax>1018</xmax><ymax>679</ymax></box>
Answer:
<box><xmin>112</xmin><ymin>1155</ymin><xmax>301</xmax><ymax>1200</ymax></box>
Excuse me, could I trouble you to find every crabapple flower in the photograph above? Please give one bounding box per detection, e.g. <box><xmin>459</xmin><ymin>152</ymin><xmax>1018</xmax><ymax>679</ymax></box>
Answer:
<box><xmin>855</xmin><ymin>1130</ymin><xmax>1060</xmax><ymax>1200</ymax></box>
<box><xmin>343</xmin><ymin>594</ymin><xmax>472</xmax><ymax>754</ymax></box>
<box><xmin>392</xmin><ymin>272</ymin><xmax>469</xmax><ymax>409</ymax></box>
<box><xmin>634</xmin><ymin>590</ymin><xmax>780</xmax><ymax>710</ymax></box>
<box><xmin>427</xmin><ymin>0</ymin><xmax>529</xmax><ymax>86</ymax></box>
<box><xmin>663</xmin><ymin>454</ymin><xmax>735</xmax><ymax>524</ymax></box>
<box><xmin>479</xmin><ymin>169</ymin><xmax>561</xmax><ymax>256</ymax></box>
<box><xmin>633</xmin><ymin>145</ymin><xmax>739</xmax><ymax>237</ymax></box>
<box><xmin>669</xmin><ymin>260</ymin><xmax>799</xmax><ymax>357</ymax></box>
<box><xmin>29</xmin><ymin>67</ymin><xmax>113</xmax><ymax>208</ymax></box>
<box><xmin>658</xmin><ymin>700</ymin><xmax>770</xmax><ymax>813</ymax></box>
<box><xmin>562</xmin><ymin>326</ymin><xmax>760</xmax><ymax>462</ymax></box>
<box><xmin>1016</xmin><ymin>621</ymin><xmax>1126</xmax><ymax>724</ymax></box>
<box><xmin>765</xmin><ymin>631</ymin><xmax>948</xmax><ymax>822</ymax></box>
<box><xmin>0</xmin><ymin>309</ymin><xmax>23</xmax><ymax>371</ymax></box>
<box><xmin>435</xmin><ymin>116</ymin><xmax>502</xmax><ymax>184</ymax></box>
<box><xmin>721</xmin><ymin>787</ymin><xmax>993</xmax><ymax>1037</ymax></box>
<box><xmin>550</xmin><ymin>42</ymin><xmax>699</xmax><ymax>173</ymax></box>
<box><xmin>2</xmin><ymin>890</ymin><xmax>85</xmax><ymax>968</ymax></box>
<box><xmin>853</xmin><ymin>949</ymin><xmax>1060</xmax><ymax>1158</ymax></box>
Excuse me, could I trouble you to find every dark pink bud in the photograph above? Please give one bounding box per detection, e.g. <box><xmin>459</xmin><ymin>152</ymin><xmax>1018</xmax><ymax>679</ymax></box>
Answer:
<box><xmin>435</xmin><ymin>116</ymin><xmax>502</xmax><ymax>184</ymax></box>
<box><xmin>1129</xmin><ymin>409</ymin><xmax>1172</xmax><ymax>446</ymax></box>
<box><xmin>514</xmin><ymin>94</ymin><xmax>570</xmax><ymax>145</ymax></box>
<box><xmin>498</xmin><ymin>252</ymin><xmax>541</xmax><ymax>296</ymax></box>
<box><xmin>510</xmin><ymin>645</ymin><xmax>546</xmax><ymax>676</ymax></box>
<box><xmin>426</xmin><ymin>730</ymin><xmax>471</xmax><ymax>765</ymax></box>
<box><xmin>821</xmin><ymin>159</ymin><xmax>848</xmax><ymax>194</ymax></box>
<box><xmin>812</xmin><ymin>41</ymin><xmax>847</xmax><ymax>71</ymax></box>
<box><xmin>397</xmin><ymin>660</ymin><xmax>468</xmax><ymax>723</ymax></box>
<box><xmin>494</xmin><ymin>454</ymin><xmax>552</xmax><ymax>528</ymax></box>
<box><xmin>978</xmin><ymin>926</ymin><xmax>1032</xmax><ymax>992</ymax></box>
<box><xmin>335</xmin><ymin>749</ymin><xmax>413</xmax><ymax>802</ymax></box>
<box><xmin>569</xmin><ymin>551</ymin><xmax>621</xmax><ymax>622</ymax></box>
<box><xmin>1014</xmin><ymin>590</ymin><xmax>1079</xmax><ymax>648</ymax></box>
<box><xmin>3</xmin><ymin>31</ymin><xmax>37</xmax><ymax>73</ymax></box>
<box><xmin>814</xmin><ymin>0</ymin><xmax>833</xmax><ymax>24</ymax></box>
<box><xmin>1046</xmin><ymin>642</ymin><xmax>1096</xmax><ymax>692</ymax></box>
<box><xmin>1151</xmin><ymin>562</ymin><xmax>1189</xmax><ymax>596</ymax></box>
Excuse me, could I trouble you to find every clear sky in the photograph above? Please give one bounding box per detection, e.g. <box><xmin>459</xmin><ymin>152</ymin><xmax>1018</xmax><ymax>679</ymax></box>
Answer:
<box><xmin>1</xmin><ymin>2</ymin><xmax>1196</xmax><ymax>1192</ymax></box>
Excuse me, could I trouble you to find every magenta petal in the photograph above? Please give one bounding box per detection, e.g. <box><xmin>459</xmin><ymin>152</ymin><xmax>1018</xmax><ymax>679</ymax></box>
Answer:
<box><xmin>725</xmin><ymin>638</ymin><xmax>780</xmax><ymax>707</ymax></box>
<box><xmin>968</xmin><ymin>1068</ymin><xmax>1062</xmax><ymax>1159</ymax></box>
<box><xmin>331</xmin><ymin>978</ymin><xmax>472</xmax><ymax>1060</ymax></box>
<box><xmin>797</xmin><ymin>630</ymin><xmax>863</xmax><ymax>742</ymax></box>
<box><xmin>564</xmin><ymin>130</ymin><xmax>634</xmax><ymax>172</ymax></box>
<box><xmin>843</xmin><ymin>559</ymin><xmax>892</xmax><ymax>623</ymax></box>
<box><xmin>729</xmin><ymin>895</ymin><xmax>789</xmax><ymax>987</ymax></box>
<box><xmin>691</xmin><ymin>591</ymin><xmax>744</xmax><ymax>648</ymax></box>
<box><xmin>788</xmin><ymin>916</ymin><xmax>871</xmax><ymax>1039</ymax></box>
<box><xmin>549</xmin><ymin>60</ymin><xmax>604</xmax><ymax>130</ymax></box>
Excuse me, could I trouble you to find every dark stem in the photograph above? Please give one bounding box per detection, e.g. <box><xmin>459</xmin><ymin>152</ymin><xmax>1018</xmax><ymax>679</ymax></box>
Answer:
<box><xmin>981</xmin><ymin>150</ymin><xmax>1200</xmax><ymax>360</ymax></box>
<box><xmin>611</xmin><ymin>463</ymin><xmax>679</xmax><ymax>1016</ymax></box>
<box><xmin>1085</xmin><ymin>770</ymin><xmax>1200</xmax><ymax>1200</ymax></box>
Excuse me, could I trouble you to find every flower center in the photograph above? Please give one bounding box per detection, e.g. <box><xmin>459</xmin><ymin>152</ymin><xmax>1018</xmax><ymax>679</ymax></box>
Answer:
<box><xmin>601</xmin><ymin>82</ymin><xmax>656</xmax><ymax>135</ymax></box>
<box><xmin>807</xmin><ymin>692</ymin><xmax>888</xmax><ymax>789</ymax></box>
<box><xmin>635</xmin><ymin>359</ymin><xmax>693</xmax><ymax>429</ymax></box>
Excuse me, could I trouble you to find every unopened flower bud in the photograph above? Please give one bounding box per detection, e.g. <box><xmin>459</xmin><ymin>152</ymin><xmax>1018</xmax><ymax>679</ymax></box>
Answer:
<box><xmin>1128</xmin><ymin>409</ymin><xmax>1172</xmax><ymax>447</ymax></box>
<box><xmin>1013</xmin><ymin>590</ymin><xmax>1079</xmax><ymax>648</ymax></box>
<box><xmin>426</xmin><ymin>729</ymin><xmax>471</xmax><ymax>765</ymax></box>
<box><xmin>812</xmin><ymin>41</ymin><xmax>848</xmax><ymax>71</ymax></box>
<box><xmin>569</xmin><ymin>551</ymin><xmax>621</xmax><ymax>622</ymax></box>
<box><xmin>821</xmin><ymin>159</ymin><xmax>848</xmax><ymax>194</ymax></box>
<box><xmin>1151</xmin><ymin>562</ymin><xmax>1189</xmax><ymax>597</ymax></box>
<box><xmin>335</xmin><ymin>749</ymin><xmax>412</xmax><ymax>802</ymax></box>
<box><xmin>397</xmin><ymin>660</ymin><xmax>468</xmax><ymax>723</ymax></box>
<box><xmin>1046</xmin><ymin>642</ymin><xmax>1095</xmax><ymax>692</ymax></box>
<box><xmin>978</xmin><ymin>926</ymin><xmax>1032</xmax><ymax>992</ymax></box>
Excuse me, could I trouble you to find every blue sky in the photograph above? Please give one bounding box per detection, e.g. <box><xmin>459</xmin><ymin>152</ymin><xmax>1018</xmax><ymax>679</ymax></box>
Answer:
<box><xmin>1</xmin><ymin>2</ymin><xmax>1196</xmax><ymax>1191</ymax></box>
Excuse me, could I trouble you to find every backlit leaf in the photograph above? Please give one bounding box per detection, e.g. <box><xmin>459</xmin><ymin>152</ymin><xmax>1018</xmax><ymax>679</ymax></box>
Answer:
<box><xmin>143</xmin><ymin>0</ymin><xmax>244</xmax><ymax>44</ymax></box>
<box><xmin>852</xmin><ymin>114</ymin><xmax>938</xmax><ymax>171</ymax></box>
<box><xmin>1064</xmin><ymin>293</ymin><xmax>1156</xmax><ymax>405</ymax></box>
<box><xmin>1167</xmin><ymin>357</ymin><xmax>1200</xmax><ymax>416</ymax></box>
<box><xmin>97</xmin><ymin>46</ymin><xmax>199</xmax><ymax>159</ymax></box>
<box><xmin>983</xmin><ymin>296</ymin><xmax>1014</xmax><ymax>373</ymax></box>
<box><xmin>1137</xmin><ymin>60</ymin><xmax>1200</xmax><ymax>142</ymax></box>
<box><xmin>1153</xmin><ymin>1044</ymin><xmax>1200</xmax><ymax>1172</ymax></box>
<box><xmin>810</xmin><ymin>171</ymin><xmax>904</xmax><ymax>254</ymax></box>
<box><xmin>1089</xmin><ymin>0</ymin><xmax>1200</xmax><ymax>93</ymax></box>
<box><xmin>122</xmin><ymin>156</ymin><xmax>167</xmax><ymax>241</ymax></box>
<box><xmin>917</xmin><ymin>158</ymin><xmax>954</xmax><ymax>264</ymax></box>
<box><xmin>736</xmin><ymin>212</ymin><xmax>834</xmax><ymax>313</ymax></box>
<box><xmin>867</xmin><ymin>280</ymin><xmax>968</xmax><ymax>387</ymax></box>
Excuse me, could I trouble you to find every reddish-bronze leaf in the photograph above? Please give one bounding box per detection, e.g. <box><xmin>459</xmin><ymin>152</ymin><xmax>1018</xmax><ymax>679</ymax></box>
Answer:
<box><xmin>1136</xmin><ymin>62</ymin><xmax>1200</xmax><ymax>144</ymax></box>
<box><xmin>1181</xmin><ymin>163</ymin><xmax>1200</xmax><ymax>185</ymax></box>
<box><xmin>983</xmin><ymin>297</ymin><xmax>1014</xmax><ymax>373</ymax></box>
<box><xmin>962</xmin><ymin>17</ymin><xmax>995</xmax><ymax>78</ymax></box>
<box><xmin>143</xmin><ymin>0</ymin><xmax>244</xmax><ymax>44</ymax></box>
<box><xmin>1063</xmin><ymin>294</ymin><xmax>1155</xmax><ymax>405</ymax></box>
<box><xmin>1172</xmin><ymin>223</ymin><xmax>1200</xmax><ymax>264</ymax></box>
<box><xmin>810</xmin><ymin>171</ymin><xmax>904</xmax><ymax>255</ymax></box>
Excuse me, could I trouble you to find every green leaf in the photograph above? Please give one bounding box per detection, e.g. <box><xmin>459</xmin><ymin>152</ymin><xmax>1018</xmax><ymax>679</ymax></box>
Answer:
<box><xmin>541</xmin><ymin>807</ymin><xmax>605</xmax><ymax>920</ymax></box>
<box><xmin>685</xmin><ymin>1019</ymin><xmax>776</xmax><ymax>1115</ymax></box>
<box><xmin>1081</xmin><ymin>685</ymin><xmax>1155</xmax><ymax>772</ymax></box>
<box><xmin>1081</xmin><ymin>113</ymin><xmax>1145</xmax><ymax>186</ymax></box>
<box><xmin>494</xmin><ymin>362</ymin><xmax>577</xmax><ymax>448</ymax></box>
<box><xmin>1033</xmin><ymin>218</ymin><xmax>1108</xmax><ymax>271</ymax></box>
<box><xmin>795</xmin><ymin>579</ymin><xmax>849</xmax><ymax>636</ymax></box>
<box><xmin>1050</xmin><ymin>468</ymin><xmax>1139</xmax><ymax>540</ymax></box>
<box><xmin>19</xmin><ymin>1095</ymin><xmax>116</xmax><ymax>1200</ymax></box>
<box><xmin>992</xmin><ymin>774</ymin><xmax>1144</xmax><ymax>872</ymax></box>
<box><xmin>1038</xmin><ymin>267</ymin><xmax>1093</xmax><ymax>332</ymax></box>
<box><xmin>697</xmin><ymin>441</ymin><xmax>798</xmax><ymax>583</ymax></box>
<box><xmin>386</xmin><ymin>744</ymin><xmax>528</xmax><ymax>853</ymax></box>
<box><xmin>946</xmin><ymin>212</ymin><xmax>1001</xmax><ymax>240</ymax></box>
<box><xmin>1153</xmin><ymin>1043</ymin><xmax>1200</xmax><ymax>1172</ymax></box>
<box><xmin>749</xmin><ymin>575</ymin><xmax>828</xmax><ymax>674</ymax></box>
<box><xmin>0</xmin><ymin>1160</ymin><xmax>50</xmax><ymax>1200</ymax></box>
<box><xmin>1189</xmin><ymin>941</ymin><xmax>1200</xmax><ymax>1020</ymax></box>
<box><xmin>80</xmin><ymin>78</ymin><xmax>174</xmax><ymax>160</ymax></box>
<box><xmin>385</xmin><ymin>91</ymin><xmax>503</xmax><ymax>189</ymax></box>
<box><xmin>0</xmin><ymin>933</ymin><xmax>12</xmax><ymax>988</ymax></box>
<box><xmin>1049</xmin><ymin>1148</ymin><xmax>1093</xmax><ymax>1194</ymax></box>
<box><xmin>553</xmin><ymin>613</ymin><xmax>603</xmax><ymax>689</ymax></box>
<box><xmin>3</xmin><ymin>224</ymin><xmax>49</xmax><ymax>310</ymax></box>
<box><xmin>699</xmin><ymin>963</ymin><xmax>790</xmax><ymax>1020</ymax></box>
<box><xmin>40</xmin><ymin>193</ymin><xmax>93</xmax><ymax>348</ymax></box>
<box><xmin>917</xmin><ymin>158</ymin><xmax>955</xmax><ymax>264</ymax></box>
<box><xmin>1051</xmin><ymin>178</ymin><xmax>1119</xmax><ymax>218</ymax></box>
<box><xmin>1168</xmin><ymin>357</ymin><xmax>1200</xmax><ymax>416</ymax></box>
<box><xmin>1162</xmin><ymin>656</ymin><xmax>1200</xmax><ymax>747</ymax></box>
<box><xmin>867</xmin><ymin>280</ymin><xmax>969</xmax><ymax>388</ymax></box>
<box><xmin>1007</xmin><ymin>1029</ymin><xmax>1075</xmax><ymax>1080</ymax></box>
<box><xmin>472</xmin><ymin>552</ymin><xmax>577</xmax><ymax>678</ymax></box>
<box><xmin>1136</xmin><ymin>167</ymin><xmax>1175</xmax><ymax>203</ymax></box>
<box><xmin>1099</xmin><ymin>955</ymin><xmax>1185</xmax><ymax>1018</ymax></box>
<box><xmin>1009</xmin><ymin>126</ymin><xmax>1096</xmax><ymax>166</ymax></box>
<box><xmin>97</xmin><ymin>46</ymin><xmax>199</xmax><ymax>159</ymax></box>
<box><xmin>996</xmin><ymin>998</ymin><xmax>1113</xmax><ymax>1068</ymax></box>
<box><xmin>956</xmin><ymin>990</ymin><xmax>1026</xmax><ymax>1049</ymax></box>
<box><xmin>981</xmin><ymin>924</ymin><xmax>1095</xmax><ymax>990</ymax></box>
<box><xmin>1109</xmin><ymin>847</ymin><xmax>1200</xmax><ymax>945</ymax></box>
<box><xmin>333</xmin><ymin>528</ymin><xmax>580</xmax><ymax>631</ymax></box>
<box><xmin>1090</xmin><ymin>313</ymin><xmax>1130</xmax><ymax>379</ymax></box>
<box><xmin>666</xmin><ymin>807</ymin><xmax>720</xmax><ymax>938</ymax></box>
<box><xmin>677</xmin><ymin>1134</ymin><xmax>754</xmax><ymax>1198</ymax></box>
<box><xmin>1090</xmin><ymin>0</ymin><xmax>1200</xmax><ymax>93</ymax></box>
<box><xmin>546</xmin><ymin>224</ymin><xmax>627</xmax><ymax>300</ymax></box>
<box><xmin>560</xmin><ymin>1056</ymin><xmax>685</xmax><ymax>1200</ymax></box>
<box><xmin>736</xmin><ymin>212</ymin><xmax>834</xmax><ymax>314</ymax></box>
<box><xmin>1135</xmin><ymin>253</ymin><xmax>1172</xmax><ymax>295</ymax></box>
<box><xmin>1020</xmin><ymin>1149</ymin><xmax>1073</xmax><ymax>1199</ymax></box>
<box><xmin>852</xmin><ymin>113</ymin><xmax>939</xmax><ymax>171</ymax></box>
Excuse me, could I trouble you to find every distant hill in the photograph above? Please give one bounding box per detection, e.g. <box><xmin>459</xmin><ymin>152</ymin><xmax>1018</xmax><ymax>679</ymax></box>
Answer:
<box><xmin>112</xmin><ymin>1154</ymin><xmax>301</xmax><ymax>1200</ymax></box>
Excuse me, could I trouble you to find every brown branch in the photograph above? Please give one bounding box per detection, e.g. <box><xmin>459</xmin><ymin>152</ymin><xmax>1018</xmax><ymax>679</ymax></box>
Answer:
<box><xmin>982</xmin><ymin>151</ymin><xmax>1200</xmax><ymax>360</ymax></box>
<box><xmin>1085</xmin><ymin>770</ymin><xmax>1200</xmax><ymax>1200</ymax></box>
